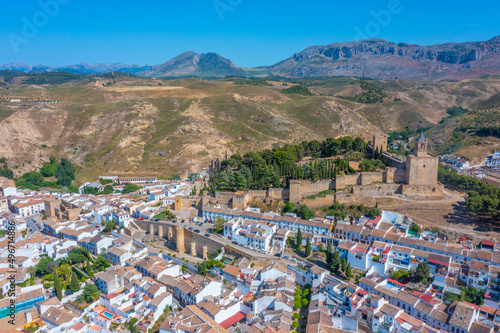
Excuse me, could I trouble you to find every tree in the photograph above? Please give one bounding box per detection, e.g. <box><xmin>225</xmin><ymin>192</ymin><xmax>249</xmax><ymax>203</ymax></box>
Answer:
<box><xmin>100</xmin><ymin>185</ymin><xmax>114</xmax><ymax>195</ymax></box>
<box><xmin>292</xmin><ymin>321</ymin><xmax>299</xmax><ymax>329</ymax></box>
<box><xmin>93</xmin><ymin>254</ymin><xmax>110</xmax><ymax>272</ymax></box>
<box><xmin>302</xmin><ymin>298</ymin><xmax>309</xmax><ymax>307</ymax></box>
<box><xmin>102</xmin><ymin>220</ymin><xmax>117</xmax><ymax>233</ymax></box>
<box><xmin>391</xmin><ymin>268</ymin><xmax>410</xmax><ymax>280</ymax></box>
<box><xmin>83</xmin><ymin>284</ymin><xmax>100</xmax><ymax>303</ymax></box>
<box><xmin>415</xmin><ymin>262</ymin><xmax>430</xmax><ymax>284</ymax></box>
<box><xmin>198</xmin><ymin>262</ymin><xmax>208</xmax><ymax>276</ymax></box>
<box><xmin>292</xmin><ymin>313</ymin><xmax>300</xmax><ymax>320</ymax></box>
<box><xmin>341</xmin><ymin>258</ymin><xmax>347</xmax><ymax>273</ymax></box>
<box><xmin>54</xmin><ymin>271</ymin><xmax>62</xmax><ymax>301</ymax></box>
<box><xmin>123</xmin><ymin>183</ymin><xmax>140</xmax><ymax>194</ymax></box>
<box><xmin>331</xmin><ymin>250</ymin><xmax>341</xmax><ymax>274</ymax></box>
<box><xmin>40</xmin><ymin>161</ymin><xmax>57</xmax><ymax>177</ymax></box>
<box><xmin>345</xmin><ymin>263</ymin><xmax>352</xmax><ymax>279</ymax></box>
<box><xmin>305</xmin><ymin>237</ymin><xmax>312</xmax><ymax>257</ymax></box>
<box><xmin>295</xmin><ymin>204</ymin><xmax>315</xmax><ymax>220</ymax></box>
<box><xmin>282</xmin><ymin>202</ymin><xmax>296</xmax><ymax>215</ymax></box>
<box><xmin>296</xmin><ymin>228</ymin><xmax>302</xmax><ymax>247</ymax></box>
<box><xmin>366</xmin><ymin>207</ymin><xmax>380</xmax><ymax>218</ymax></box>
<box><xmin>36</xmin><ymin>256</ymin><xmax>55</xmax><ymax>277</ymax></box>
<box><xmin>56</xmin><ymin>264</ymin><xmax>73</xmax><ymax>287</ymax></box>
<box><xmin>56</xmin><ymin>158</ymin><xmax>75</xmax><ymax>187</ymax></box>
<box><xmin>233</xmin><ymin>172</ymin><xmax>248</xmax><ymax>191</ymax></box>
<box><xmin>410</xmin><ymin>223</ymin><xmax>421</xmax><ymax>234</ymax></box>
<box><xmin>459</xmin><ymin>286</ymin><xmax>485</xmax><ymax>306</ymax></box>
<box><xmin>69</xmin><ymin>271</ymin><xmax>80</xmax><ymax>293</ymax></box>
<box><xmin>293</xmin><ymin>300</ymin><xmax>302</xmax><ymax>309</ymax></box>
<box><xmin>69</xmin><ymin>248</ymin><xmax>90</xmax><ymax>265</ymax></box>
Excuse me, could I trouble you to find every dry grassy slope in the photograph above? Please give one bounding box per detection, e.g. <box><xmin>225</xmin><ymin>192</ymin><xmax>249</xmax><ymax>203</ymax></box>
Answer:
<box><xmin>0</xmin><ymin>77</ymin><xmax>499</xmax><ymax>182</ymax></box>
<box><xmin>426</xmin><ymin>106</ymin><xmax>500</xmax><ymax>165</ymax></box>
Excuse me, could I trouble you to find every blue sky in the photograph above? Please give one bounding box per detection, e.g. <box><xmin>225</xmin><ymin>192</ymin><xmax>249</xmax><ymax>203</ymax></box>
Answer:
<box><xmin>1</xmin><ymin>0</ymin><xmax>499</xmax><ymax>67</ymax></box>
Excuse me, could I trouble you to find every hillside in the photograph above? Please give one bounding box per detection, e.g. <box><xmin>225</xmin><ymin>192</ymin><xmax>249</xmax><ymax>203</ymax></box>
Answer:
<box><xmin>0</xmin><ymin>74</ymin><xmax>500</xmax><ymax>182</ymax></box>
<box><xmin>142</xmin><ymin>52</ymin><xmax>246</xmax><ymax>78</ymax></box>
<box><xmin>2</xmin><ymin>36</ymin><xmax>499</xmax><ymax>81</ymax></box>
<box><xmin>269</xmin><ymin>37</ymin><xmax>500</xmax><ymax>80</ymax></box>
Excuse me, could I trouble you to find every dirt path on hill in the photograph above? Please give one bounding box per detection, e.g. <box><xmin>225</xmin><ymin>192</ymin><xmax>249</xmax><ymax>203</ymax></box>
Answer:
<box><xmin>376</xmin><ymin>189</ymin><xmax>500</xmax><ymax>243</ymax></box>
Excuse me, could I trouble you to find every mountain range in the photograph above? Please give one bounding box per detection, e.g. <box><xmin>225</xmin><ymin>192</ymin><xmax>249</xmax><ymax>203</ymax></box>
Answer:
<box><xmin>2</xmin><ymin>36</ymin><xmax>500</xmax><ymax>80</ymax></box>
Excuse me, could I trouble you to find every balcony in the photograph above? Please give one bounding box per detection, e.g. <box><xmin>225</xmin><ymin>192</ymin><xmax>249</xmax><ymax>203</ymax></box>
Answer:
<box><xmin>380</xmin><ymin>321</ymin><xmax>392</xmax><ymax>329</ymax></box>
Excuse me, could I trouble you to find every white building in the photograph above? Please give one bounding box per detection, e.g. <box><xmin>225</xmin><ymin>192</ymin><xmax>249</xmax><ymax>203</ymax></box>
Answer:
<box><xmin>9</xmin><ymin>198</ymin><xmax>44</xmax><ymax>217</ymax></box>
<box><xmin>440</xmin><ymin>154</ymin><xmax>470</xmax><ymax>170</ymax></box>
<box><xmin>223</xmin><ymin>218</ymin><xmax>277</xmax><ymax>254</ymax></box>
<box><xmin>0</xmin><ymin>177</ymin><xmax>16</xmax><ymax>196</ymax></box>
<box><xmin>149</xmin><ymin>190</ymin><xmax>165</xmax><ymax>202</ymax></box>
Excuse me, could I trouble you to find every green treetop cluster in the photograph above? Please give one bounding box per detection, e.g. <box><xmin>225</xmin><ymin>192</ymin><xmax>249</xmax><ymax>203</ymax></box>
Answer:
<box><xmin>211</xmin><ymin>137</ymin><xmax>367</xmax><ymax>191</ymax></box>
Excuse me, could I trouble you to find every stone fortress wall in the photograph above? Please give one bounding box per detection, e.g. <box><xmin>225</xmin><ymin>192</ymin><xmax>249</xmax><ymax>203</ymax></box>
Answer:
<box><xmin>134</xmin><ymin>133</ymin><xmax>445</xmax><ymax>255</ymax></box>
<box><xmin>206</xmin><ymin>133</ymin><xmax>443</xmax><ymax>209</ymax></box>
<box><xmin>133</xmin><ymin>220</ymin><xmax>226</xmax><ymax>258</ymax></box>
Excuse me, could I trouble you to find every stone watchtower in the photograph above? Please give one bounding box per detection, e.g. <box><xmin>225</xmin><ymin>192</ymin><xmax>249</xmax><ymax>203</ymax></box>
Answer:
<box><xmin>405</xmin><ymin>132</ymin><xmax>438</xmax><ymax>185</ymax></box>
<box><xmin>372</xmin><ymin>134</ymin><xmax>387</xmax><ymax>158</ymax></box>
<box><xmin>414</xmin><ymin>132</ymin><xmax>428</xmax><ymax>157</ymax></box>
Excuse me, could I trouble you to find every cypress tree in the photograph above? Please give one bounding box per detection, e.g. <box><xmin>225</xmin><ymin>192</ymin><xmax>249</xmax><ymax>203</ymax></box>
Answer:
<box><xmin>326</xmin><ymin>241</ymin><xmax>333</xmax><ymax>267</ymax></box>
<box><xmin>346</xmin><ymin>263</ymin><xmax>352</xmax><ymax>278</ymax></box>
<box><xmin>54</xmin><ymin>271</ymin><xmax>63</xmax><ymax>301</ymax></box>
<box><xmin>296</xmin><ymin>228</ymin><xmax>303</xmax><ymax>247</ymax></box>
<box><xmin>331</xmin><ymin>250</ymin><xmax>341</xmax><ymax>274</ymax></box>
<box><xmin>305</xmin><ymin>237</ymin><xmax>312</xmax><ymax>257</ymax></box>
<box><xmin>70</xmin><ymin>271</ymin><xmax>80</xmax><ymax>292</ymax></box>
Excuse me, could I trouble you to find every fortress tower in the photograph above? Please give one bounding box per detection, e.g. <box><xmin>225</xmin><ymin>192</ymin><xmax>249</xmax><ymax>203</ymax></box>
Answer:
<box><xmin>405</xmin><ymin>133</ymin><xmax>438</xmax><ymax>185</ymax></box>
<box><xmin>372</xmin><ymin>134</ymin><xmax>387</xmax><ymax>158</ymax></box>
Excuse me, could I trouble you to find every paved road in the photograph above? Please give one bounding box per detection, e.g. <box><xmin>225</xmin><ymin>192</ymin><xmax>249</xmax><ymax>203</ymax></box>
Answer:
<box><xmin>24</xmin><ymin>215</ymin><xmax>43</xmax><ymax>235</ymax></box>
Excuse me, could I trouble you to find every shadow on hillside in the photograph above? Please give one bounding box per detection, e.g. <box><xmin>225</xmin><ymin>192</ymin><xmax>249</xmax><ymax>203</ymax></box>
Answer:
<box><xmin>446</xmin><ymin>201</ymin><xmax>500</xmax><ymax>233</ymax></box>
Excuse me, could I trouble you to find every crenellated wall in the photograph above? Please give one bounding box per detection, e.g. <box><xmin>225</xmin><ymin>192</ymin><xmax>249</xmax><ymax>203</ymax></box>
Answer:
<box><xmin>209</xmin><ymin>162</ymin><xmax>442</xmax><ymax>208</ymax></box>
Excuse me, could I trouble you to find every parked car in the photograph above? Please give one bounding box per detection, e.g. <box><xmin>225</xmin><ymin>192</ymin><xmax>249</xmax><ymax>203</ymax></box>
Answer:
<box><xmin>188</xmin><ymin>227</ymin><xmax>194</xmax><ymax>230</ymax></box>
<box><xmin>194</xmin><ymin>229</ymin><xmax>200</xmax><ymax>233</ymax></box>
<box><xmin>283</xmin><ymin>256</ymin><xmax>289</xmax><ymax>260</ymax></box>
<box><xmin>138</xmin><ymin>217</ymin><xmax>145</xmax><ymax>220</ymax></box>
<box><xmin>204</xmin><ymin>233</ymin><xmax>210</xmax><ymax>237</ymax></box>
